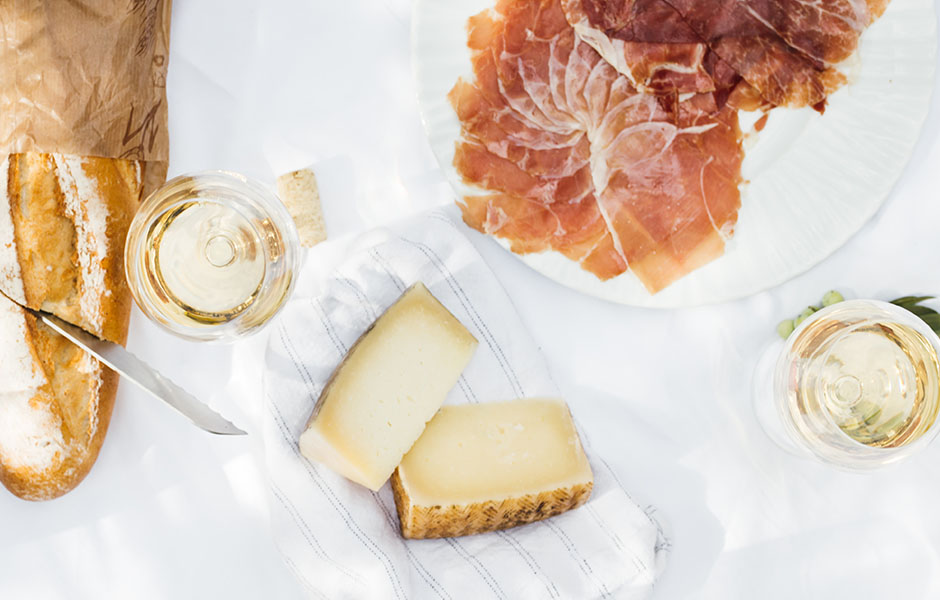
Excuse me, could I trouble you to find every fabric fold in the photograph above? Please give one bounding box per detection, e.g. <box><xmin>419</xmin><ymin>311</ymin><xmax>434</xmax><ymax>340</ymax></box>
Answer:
<box><xmin>262</xmin><ymin>210</ymin><xmax>667</xmax><ymax>599</ymax></box>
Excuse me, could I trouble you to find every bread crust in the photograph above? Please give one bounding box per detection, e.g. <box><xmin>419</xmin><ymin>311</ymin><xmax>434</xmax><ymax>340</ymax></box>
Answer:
<box><xmin>4</xmin><ymin>153</ymin><xmax>140</xmax><ymax>343</ymax></box>
<box><xmin>0</xmin><ymin>306</ymin><xmax>120</xmax><ymax>501</ymax></box>
<box><xmin>0</xmin><ymin>152</ymin><xmax>138</xmax><ymax>501</ymax></box>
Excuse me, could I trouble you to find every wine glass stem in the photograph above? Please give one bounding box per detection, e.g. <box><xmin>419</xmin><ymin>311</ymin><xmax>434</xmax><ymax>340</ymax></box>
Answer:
<box><xmin>205</xmin><ymin>234</ymin><xmax>236</xmax><ymax>267</ymax></box>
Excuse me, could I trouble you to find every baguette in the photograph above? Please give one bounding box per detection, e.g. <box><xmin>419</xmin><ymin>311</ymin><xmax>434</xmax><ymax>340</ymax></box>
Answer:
<box><xmin>0</xmin><ymin>152</ymin><xmax>141</xmax><ymax>500</ymax></box>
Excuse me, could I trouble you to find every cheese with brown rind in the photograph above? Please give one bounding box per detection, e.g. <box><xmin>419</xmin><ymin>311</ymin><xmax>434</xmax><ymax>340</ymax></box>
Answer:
<box><xmin>391</xmin><ymin>398</ymin><xmax>593</xmax><ymax>539</ymax></box>
<box><xmin>299</xmin><ymin>282</ymin><xmax>478</xmax><ymax>491</ymax></box>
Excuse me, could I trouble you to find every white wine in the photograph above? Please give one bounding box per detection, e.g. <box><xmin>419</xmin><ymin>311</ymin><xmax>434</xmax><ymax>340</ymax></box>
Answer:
<box><xmin>789</xmin><ymin>317</ymin><xmax>940</xmax><ymax>447</ymax></box>
<box><xmin>126</xmin><ymin>172</ymin><xmax>299</xmax><ymax>341</ymax></box>
<box><xmin>776</xmin><ymin>300</ymin><xmax>940</xmax><ymax>467</ymax></box>
<box><xmin>145</xmin><ymin>200</ymin><xmax>270</xmax><ymax>324</ymax></box>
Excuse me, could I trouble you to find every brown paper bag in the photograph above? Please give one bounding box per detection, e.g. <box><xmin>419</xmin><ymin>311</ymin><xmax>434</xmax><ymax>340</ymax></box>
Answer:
<box><xmin>0</xmin><ymin>0</ymin><xmax>172</xmax><ymax>193</ymax></box>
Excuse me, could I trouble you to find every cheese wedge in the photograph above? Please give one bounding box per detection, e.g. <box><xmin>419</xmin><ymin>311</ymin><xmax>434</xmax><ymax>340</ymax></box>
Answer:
<box><xmin>299</xmin><ymin>283</ymin><xmax>477</xmax><ymax>491</ymax></box>
<box><xmin>391</xmin><ymin>398</ymin><xmax>594</xmax><ymax>539</ymax></box>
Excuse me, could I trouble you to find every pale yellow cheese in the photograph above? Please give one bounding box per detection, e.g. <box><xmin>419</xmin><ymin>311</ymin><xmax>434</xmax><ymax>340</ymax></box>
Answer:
<box><xmin>391</xmin><ymin>398</ymin><xmax>594</xmax><ymax>538</ymax></box>
<box><xmin>299</xmin><ymin>283</ymin><xmax>477</xmax><ymax>491</ymax></box>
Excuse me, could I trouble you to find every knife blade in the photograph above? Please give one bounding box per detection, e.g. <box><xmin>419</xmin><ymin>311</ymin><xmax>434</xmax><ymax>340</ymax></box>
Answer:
<box><xmin>30</xmin><ymin>309</ymin><xmax>246</xmax><ymax>436</ymax></box>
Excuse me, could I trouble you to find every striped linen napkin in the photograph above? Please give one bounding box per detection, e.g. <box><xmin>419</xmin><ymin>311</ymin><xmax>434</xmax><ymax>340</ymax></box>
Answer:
<box><xmin>262</xmin><ymin>210</ymin><xmax>668</xmax><ymax>599</ymax></box>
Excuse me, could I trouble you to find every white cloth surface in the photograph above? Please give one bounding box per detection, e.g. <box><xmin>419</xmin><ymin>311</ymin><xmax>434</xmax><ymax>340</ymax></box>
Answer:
<box><xmin>1</xmin><ymin>0</ymin><xmax>940</xmax><ymax>599</ymax></box>
<box><xmin>262</xmin><ymin>212</ymin><xmax>666</xmax><ymax>600</ymax></box>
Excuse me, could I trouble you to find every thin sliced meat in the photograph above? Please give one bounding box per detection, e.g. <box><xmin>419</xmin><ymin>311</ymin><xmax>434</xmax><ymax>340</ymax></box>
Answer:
<box><xmin>563</xmin><ymin>0</ymin><xmax>715</xmax><ymax>94</ymax></box>
<box><xmin>665</xmin><ymin>0</ymin><xmax>863</xmax><ymax>107</ymax></box>
<box><xmin>452</xmin><ymin>0</ymin><xmax>743</xmax><ymax>293</ymax></box>
<box><xmin>449</xmin><ymin>0</ymin><xmax>886</xmax><ymax>293</ymax></box>
<box><xmin>456</xmin><ymin>57</ymin><xmax>584</xmax><ymax>150</ymax></box>
<box><xmin>562</xmin><ymin>0</ymin><xmax>880</xmax><ymax>107</ymax></box>
<box><xmin>460</xmin><ymin>188</ymin><xmax>619</xmax><ymax>272</ymax></box>
<box><xmin>491</xmin><ymin>2</ymin><xmax>583</xmax><ymax>131</ymax></box>
<box><xmin>454</xmin><ymin>141</ymin><xmax>593</xmax><ymax>201</ymax></box>
<box><xmin>592</xmin><ymin>92</ymin><xmax>742</xmax><ymax>289</ymax></box>
<box><xmin>710</xmin><ymin>36</ymin><xmax>843</xmax><ymax>108</ymax></box>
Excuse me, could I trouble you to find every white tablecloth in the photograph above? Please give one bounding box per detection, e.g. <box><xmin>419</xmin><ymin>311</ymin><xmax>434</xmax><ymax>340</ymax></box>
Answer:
<box><xmin>2</xmin><ymin>1</ymin><xmax>939</xmax><ymax>598</ymax></box>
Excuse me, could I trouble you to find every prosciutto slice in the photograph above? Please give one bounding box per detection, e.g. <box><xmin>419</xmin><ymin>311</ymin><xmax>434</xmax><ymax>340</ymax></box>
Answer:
<box><xmin>562</xmin><ymin>0</ymin><xmax>885</xmax><ymax>107</ymax></box>
<box><xmin>562</xmin><ymin>0</ymin><xmax>715</xmax><ymax>94</ymax></box>
<box><xmin>451</xmin><ymin>0</ymin><xmax>743</xmax><ymax>292</ymax></box>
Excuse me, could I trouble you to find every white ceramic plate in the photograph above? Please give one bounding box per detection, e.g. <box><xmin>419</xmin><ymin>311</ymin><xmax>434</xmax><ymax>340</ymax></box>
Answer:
<box><xmin>412</xmin><ymin>0</ymin><xmax>937</xmax><ymax>307</ymax></box>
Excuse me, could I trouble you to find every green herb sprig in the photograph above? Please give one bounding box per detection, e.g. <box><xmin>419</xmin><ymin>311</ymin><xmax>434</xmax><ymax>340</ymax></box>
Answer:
<box><xmin>889</xmin><ymin>296</ymin><xmax>940</xmax><ymax>337</ymax></box>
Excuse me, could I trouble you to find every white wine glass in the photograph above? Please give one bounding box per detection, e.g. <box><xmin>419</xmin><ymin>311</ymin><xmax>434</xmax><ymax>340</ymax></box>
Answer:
<box><xmin>754</xmin><ymin>299</ymin><xmax>940</xmax><ymax>469</ymax></box>
<box><xmin>125</xmin><ymin>171</ymin><xmax>300</xmax><ymax>342</ymax></box>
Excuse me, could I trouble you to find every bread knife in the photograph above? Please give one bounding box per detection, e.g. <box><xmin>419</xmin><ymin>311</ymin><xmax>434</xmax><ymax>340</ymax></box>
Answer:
<box><xmin>30</xmin><ymin>309</ymin><xmax>247</xmax><ymax>436</ymax></box>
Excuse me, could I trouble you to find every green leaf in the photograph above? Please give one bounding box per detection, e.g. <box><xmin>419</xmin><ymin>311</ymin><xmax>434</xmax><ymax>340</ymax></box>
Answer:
<box><xmin>904</xmin><ymin>305</ymin><xmax>939</xmax><ymax>318</ymax></box>
<box><xmin>890</xmin><ymin>296</ymin><xmax>940</xmax><ymax>337</ymax></box>
<box><xmin>890</xmin><ymin>295</ymin><xmax>935</xmax><ymax>307</ymax></box>
<box><xmin>919</xmin><ymin>313</ymin><xmax>940</xmax><ymax>331</ymax></box>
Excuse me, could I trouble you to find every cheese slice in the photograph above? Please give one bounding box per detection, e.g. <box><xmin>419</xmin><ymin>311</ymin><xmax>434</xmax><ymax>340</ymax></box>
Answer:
<box><xmin>299</xmin><ymin>283</ymin><xmax>477</xmax><ymax>491</ymax></box>
<box><xmin>391</xmin><ymin>398</ymin><xmax>594</xmax><ymax>539</ymax></box>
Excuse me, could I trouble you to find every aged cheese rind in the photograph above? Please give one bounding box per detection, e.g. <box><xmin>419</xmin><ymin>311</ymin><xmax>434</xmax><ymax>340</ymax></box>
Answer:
<box><xmin>391</xmin><ymin>398</ymin><xmax>594</xmax><ymax>539</ymax></box>
<box><xmin>299</xmin><ymin>283</ymin><xmax>478</xmax><ymax>491</ymax></box>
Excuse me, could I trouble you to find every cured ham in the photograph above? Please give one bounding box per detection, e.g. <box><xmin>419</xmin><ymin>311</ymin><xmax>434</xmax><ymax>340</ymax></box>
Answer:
<box><xmin>562</xmin><ymin>0</ymin><xmax>885</xmax><ymax>107</ymax></box>
<box><xmin>450</xmin><ymin>0</ymin><xmax>885</xmax><ymax>293</ymax></box>
<box><xmin>562</xmin><ymin>0</ymin><xmax>715</xmax><ymax>95</ymax></box>
<box><xmin>451</xmin><ymin>0</ymin><xmax>743</xmax><ymax>292</ymax></box>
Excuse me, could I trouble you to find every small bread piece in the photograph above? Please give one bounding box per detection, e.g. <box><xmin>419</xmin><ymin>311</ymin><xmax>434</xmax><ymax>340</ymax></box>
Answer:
<box><xmin>391</xmin><ymin>398</ymin><xmax>594</xmax><ymax>538</ymax></box>
<box><xmin>299</xmin><ymin>283</ymin><xmax>478</xmax><ymax>491</ymax></box>
<box><xmin>276</xmin><ymin>168</ymin><xmax>326</xmax><ymax>248</ymax></box>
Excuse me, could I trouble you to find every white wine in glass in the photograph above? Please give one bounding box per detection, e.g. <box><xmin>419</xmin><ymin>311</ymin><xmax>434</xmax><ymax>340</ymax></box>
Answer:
<box><xmin>125</xmin><ymin>171</ymin><xmax>300</xmax><ymax>341</ymax></box>
<box><xmin>771</xmin><ymin>299</ymin><xmax>940</xmax><ymax>469</ymax></box>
